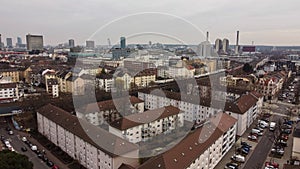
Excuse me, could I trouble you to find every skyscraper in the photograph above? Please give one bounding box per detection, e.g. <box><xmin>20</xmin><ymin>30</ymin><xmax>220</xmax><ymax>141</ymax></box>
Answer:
<box><xmin>16</xmin><ymin>37</ymin><xmax>22</xmax><ymax>47</ymax></box>
<box><xmin>26</xmin><ymin>34</ymin><xmax>44</xmax><ymax>51</ymax></box>
<box><xmin>120</xmin><ymin>37</ymin><xmax>126</xmax><ymax>49</ymax></box>
<box><xmin>69</xmin><ymin>39</ymin><xmax>75</xmax><ymax>48</ymax></box>
<box><xmin>215</xmin><ymin>39</ymin><xmax>223</xmax><ymax>53</ymax></box>
<box><xmin>17</xmin><ymin>37</ymin><xmax>22</xmax><ymax>45</ymax></box>
<box><xmin>86</xmin><ymin>40</ymin><xmax>95</xmax><ymax>49</ymax></box>
<box><xmin>6</xmin><ymin>38</ymin><xmax>13</xmax><ymax>48</ymax></box>
<box><xmin>222</xmin><ymin>38</ymin><xmax>229</xmax><ymax>53</ymax></box>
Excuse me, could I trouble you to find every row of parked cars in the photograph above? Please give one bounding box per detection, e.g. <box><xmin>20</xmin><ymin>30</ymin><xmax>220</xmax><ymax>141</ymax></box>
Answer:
<box><xmin>21</xmin><ymin>136</ymin><xmax>59</xmax><ymax>169</ymax></box>
<box><xmin>1</xmin><ymin>136</ymin><xmax>15</xmax><ymax>152</ymax></box>
<box><xmin>224</xmin><ymin>141</ymin><xmax>253</xmax><ymax>169</ymax></box>
<box><xmin>247</xmin><ymin>119</ymin><xmax>269</xmax><ymax>141</ymax></box>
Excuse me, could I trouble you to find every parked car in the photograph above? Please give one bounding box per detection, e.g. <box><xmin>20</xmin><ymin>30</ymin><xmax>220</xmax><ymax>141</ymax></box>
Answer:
<box><xmin>280</xmin><ymin>134</ymin><xmax>289</xmax><ymax>141</ymax></box>
<box><xmin>21</xmin><ymin>137</ymin><xmax>27</xmax><ymax>142</ymax></box>
<box><xmin>265</xmin><ymin>161</ymin><xmax>279</xmax><ymax>169</ymax></box>
<box><xmin>21</xmin><ymin>147</ymin><xmax>27</xmax><ymax>152</ymax></box>
<box><xmin>46</xmin><ymin>161</ymin><xmax>54</xmax><ymax>167</ymax></box>
<box><xmin>52</xmin><ymin>165</ymin><xmax>59</xmax><ymax>169</ymax></box>
<box><xmin>271</xmin><ymin>148</ymin><xmax>284</xmax><ymax>156</ymax></box>
<box><xmin>281</xmin><ymin>129</ymin><xmax>292</xmax><ymax>134</ymax></box>
<box><xmin>283</xmin><ymin>124</ymin><xmax>292</xmax><ymax>129</ymax></box>
<box><xmin>8</xmin><ymin>130</ymin><xmax>13</xmax><ymax>135</ymax></box>
<box><xmin>237</xmin><ymin>147</ymin><xmax>249</xmax><ymax>155</ymax></box>
<box><xmin>225</xmin><ymin>163</ymin><xmax>239</xmax><ymax>169</ymax></box>
<box><xmin>231</xmin><ymin>154</ymin><xmax>245</xmax><ymax>163</ymax></box>
<box><xmin>278</xmin><ymin>140</ymin><xmax>287</xmax><ymax>147</ymax></box>
<box><xmin>241</xmin><ymin>141</ymin><xmax>252</xmax><ymax>148</ymax></box>
<box><xmin>37</xmin><ymin>153</ymin><xmax>43</xmax><ymax>159</ymax></box>
<box><xmin>248</xmin><ymin>135</ymin><xmax>258</xmax><ymax>141</ymax></box>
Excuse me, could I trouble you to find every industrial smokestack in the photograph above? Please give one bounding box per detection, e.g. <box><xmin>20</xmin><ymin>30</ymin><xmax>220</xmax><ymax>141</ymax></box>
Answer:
<box><xmin>235</xmin><ymin>31</ymin><xmax>240</xmax><ymax>55</ymax></box>
<box><xmin>206</xmin><ymin>31</ymin><xmax>209</xmax><ymax>42</ymax></box>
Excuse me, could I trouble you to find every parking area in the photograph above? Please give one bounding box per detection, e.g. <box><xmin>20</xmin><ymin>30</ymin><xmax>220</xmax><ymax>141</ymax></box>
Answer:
<box><xmin>278</xmin><ymin>76</ymin><xmax>300</xmax><ymax>105</ymax></box>
<box><xmin>215</xmin><ymin>118</ymin><xmax>263</xmax><ymax>169</ymax></box>
<box><xmin>215</xmin><ymin>113</ymin><xmax>282</xmax><ymax>169</ymax></box>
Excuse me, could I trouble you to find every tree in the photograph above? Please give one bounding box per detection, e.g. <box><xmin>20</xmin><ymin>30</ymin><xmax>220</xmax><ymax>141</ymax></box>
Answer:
<box><xmin>242</xmin><ymin>63</ymin><xmax>253</xmax><ymax>73</ymax></box>
<box><xmin>0</xmin><ymin>150</ymin><xmax>33</xmax><ymax>169</ymax></box>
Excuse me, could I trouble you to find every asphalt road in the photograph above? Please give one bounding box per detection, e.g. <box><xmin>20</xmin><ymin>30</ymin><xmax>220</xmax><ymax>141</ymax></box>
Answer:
<box><xmin>243</xmin><ymin>115</ymin><xmax>280</xmax><ymax>169</ymax></box>
<box><xmin>0</xmin><ymin>117</ymin><xmax>49</xmax><ymax>169</ymax></box>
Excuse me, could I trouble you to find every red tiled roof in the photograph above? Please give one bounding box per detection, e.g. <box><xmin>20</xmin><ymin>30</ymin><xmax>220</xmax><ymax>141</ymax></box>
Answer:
<box><xmin>138</xmin><ymin>113</ymin><xmax>237</xmax><ymax>169</ymax></box>
<box><xmin>37</xmin><ymin>104</ymin><xmax>138</xmax><ymax>157</ymax></box>
<box><xmin>110</xmin><ymin>106</ymin><xmax>181</xmax><ymax>130</ymax></box>
<box><xmin>83</xmin><ymin>96</ymin><xmax>144</xmax><ymax>113</ymax></box>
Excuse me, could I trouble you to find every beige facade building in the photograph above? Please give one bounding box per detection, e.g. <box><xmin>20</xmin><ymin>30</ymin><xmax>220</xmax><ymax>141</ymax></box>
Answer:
<box><xmin>0</xmin><ymin>69</ymin><xmax>20</xmax><ymax>83</ymax></box>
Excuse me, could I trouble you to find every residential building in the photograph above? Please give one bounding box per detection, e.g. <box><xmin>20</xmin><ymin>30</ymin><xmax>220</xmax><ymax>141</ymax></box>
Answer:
<box><xmin>0</xmin><ymin>83</ymin><xmax>19</xmax><ymax>102</ymax></box>
<box><xmin>138</xmin><ymin>90</ymin><xmax>262</xmax><ymax>136</ymax></box>
<box><xmin>0</xmin><ymin>69</ymin><xmax>20</xmax><ymax>83</ymax></box>
<box><xmin>113</xmin><ymin>69</ymin><xmax>132</xmax><ymax>90</ymax></box>
<box><xmin>292</xmin><ymin>123</ymin><xmax>300</xmax><ymax>160</ymax></box>
<box><xmin>109</xmin><ymin>106</ymin><xmax>184</xmax><ymax>143</ymax></box>
<box><xmin>132</xmin><ymin>68</ymin><xmax>156</xmax><ymax>87</ymax></box>
<box><xmin>123</xmin><ymin>59</ymin><xmax>156</xmax><ymax>72</ymax></box>
<box><xmin>46</xmin><ymin>79</ymin><xmax>59</xmax><ymax>98</ymax></box>
<box><xmin>37</xmin><ymin>104</ymin><xmax>139</xmax><ymax>169</ymax></box>
<box><xmin>77</xmin><ymin>96</ymin><xmax>144</xmax><ymax>126</ymax></box>
<box><xmin>256</xmin><ymin>71</ymin><xmax>287</xmax><ymax>100</ymax></box>
<box><xmin>97</xmin><ymin>73</ymin><xmax>114</xmax><ymax>92</ymax></box>
<box><xmin>138</xmin><ymin>113</ymin><xmax>237</xmax><ymax>169</ymax></box>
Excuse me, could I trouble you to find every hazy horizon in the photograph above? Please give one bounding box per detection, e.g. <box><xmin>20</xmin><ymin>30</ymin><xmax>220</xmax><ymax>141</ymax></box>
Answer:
<box><xmin>1</xmin><ymin>0</ymin><xmax>300</xmax><ymax>46</ymax></box>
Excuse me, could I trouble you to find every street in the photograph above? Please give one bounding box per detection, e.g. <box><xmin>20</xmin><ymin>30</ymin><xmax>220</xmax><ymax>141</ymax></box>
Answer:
<box><xmin>0</xmin><ymin>117</ymin><xmax>68</xmax><ymax>169</ymax></box>
<box><xmin>243</xmin><ymin>115</ymin><xmax>280</xmax><ymax>169</ymax></box>
<box><xmin>0</xmin><ymin>117</ymin><xmax>48</xmax><ymax>169</ymax></box>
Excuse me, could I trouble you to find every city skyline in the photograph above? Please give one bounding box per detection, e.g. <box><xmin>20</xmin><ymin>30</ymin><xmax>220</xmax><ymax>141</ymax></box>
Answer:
<box><xmin>1</xmin><ymin>0</ymin><xmax>300</xmax><ymax>46</ymax></box>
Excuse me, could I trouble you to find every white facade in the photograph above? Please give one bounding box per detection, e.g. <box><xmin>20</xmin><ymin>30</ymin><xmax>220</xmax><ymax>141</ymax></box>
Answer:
<box><xmin>78</xmin><ymin>97</ymin><xmax>145</xmax><ymax>126</ymax></box>
<box><xmin>0</xmin><ymin>83</ymin><xmax>19</xmax><ymax>101</ymax></box>
<box><xmin>37</xmin><ymin>106</ymin><xmax>139</xmax><ymax>169</ymax></box>
<box><xmin>98</xmin><ymin>78</ymin><xmax>113</xmax><ymax>92</ymax></box>
<box><xmin>158</xmin><ymin>66</ymin><xmax>194</xmax><ymax>78</ymax></box>
<box><xmin>109</xmin><ymin>109</ymin><xmax>184</xmax><ymax>143</ymax></box>
<box><xmin>138</xmin><ymin>91</ymin><xmax>262</xmax><ymax>136</ymax></box>
<box><xmin>138</xmin><ymin>113</ymin><xmax>237</xmax><ymax>169</ymax></box>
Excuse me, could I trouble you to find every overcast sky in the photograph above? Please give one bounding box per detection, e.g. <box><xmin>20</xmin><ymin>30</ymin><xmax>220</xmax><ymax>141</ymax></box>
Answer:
<box><xmin>1</xmin><ymin>0</ymin><xmax>300</xmax><ymax>46</ymax></box>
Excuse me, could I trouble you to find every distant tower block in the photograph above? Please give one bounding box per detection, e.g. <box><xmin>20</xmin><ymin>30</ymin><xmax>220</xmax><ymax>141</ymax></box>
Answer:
<box><xmin>69</xmin><ymin>39</ymin><xmax>75</xmax><ymax>48</ymax></box>
<box><xmin>120</xmin><ymin>37</ymin><xmax>126</xmax><ymax>49</ymax></box>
